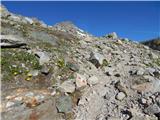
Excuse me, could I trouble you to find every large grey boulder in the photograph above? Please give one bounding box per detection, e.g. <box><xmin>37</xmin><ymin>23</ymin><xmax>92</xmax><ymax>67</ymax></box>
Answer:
<box><xmin>89</xmin><ymin>52</ymin><xmax>105</xmax><ymax>68</ymax></box>
<box><xmin>35</xmin><ymin>51</ymin><xmax>50</xmax><ymax>65</ymax></box>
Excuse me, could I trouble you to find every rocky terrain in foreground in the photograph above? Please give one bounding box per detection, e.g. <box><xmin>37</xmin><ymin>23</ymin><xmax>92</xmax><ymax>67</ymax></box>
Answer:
<box><xmin>1</xmin><ymin>5</ymin><xmax>160</xmax><ymax>120</ymax></box>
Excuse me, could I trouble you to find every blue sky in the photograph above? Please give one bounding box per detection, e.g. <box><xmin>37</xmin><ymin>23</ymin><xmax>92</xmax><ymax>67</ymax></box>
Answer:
<box><xmin>2</xmin><ymin>1</ymin><xmax>160</xmax><ymax>41</ymax></box>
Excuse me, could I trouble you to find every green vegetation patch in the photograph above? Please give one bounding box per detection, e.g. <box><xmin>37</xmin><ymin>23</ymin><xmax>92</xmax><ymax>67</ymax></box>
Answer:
<box><xmin>1</xmin><ymin>48</ymin><xmax>41</xmax><ymax>81</ymax></box>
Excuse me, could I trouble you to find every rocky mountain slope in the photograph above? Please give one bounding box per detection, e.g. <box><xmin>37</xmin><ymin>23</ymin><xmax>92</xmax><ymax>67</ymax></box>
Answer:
<box><xmin>1</xmin><ymin>5</ymin><xmax>160</xmax><ymax>120</ymax></box>
<box><xmin>142</xmin><ymin>38</ymin><xmax>160</xmax><ymax>51</ymax></box>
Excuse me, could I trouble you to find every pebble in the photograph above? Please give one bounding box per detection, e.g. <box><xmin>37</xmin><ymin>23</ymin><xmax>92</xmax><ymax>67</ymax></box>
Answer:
<box><xmin>140</xmin><ymin>98</ymin><xmax>147</xmax><ymax>105</ymax></box>
<box><xmin>144</xmin><ymin>104</ymin><xmax>160</xmax><ymax>115</ymax></box>
<box><xmin>51</xmin><ymin>91</ymin><xmax>56</xmax><ymax>96</ymax></box>
<box><xmin>6</xmin><ymin>101</ymin><xmax>15</xmax><ymax>108</ymax></box>
<box><xmin>14</xmin><ymin>96</ymin><xmax>23</xmax><ymax>101</ymax></box>
<box><xmin>25</xmin><ymin>92</ymin><xmax>34</xmax><ymax>97</ymax></box>
<box><xmin>87</xmin><ymin>75</ymin><xmax>99</xmax><ymax>86</ymax></box>
<box><xmin>116</xmin><ymin>92</ymin><xmax>126</xmax><ymax>101</ymax></box>
<box><xmin>60</xmin><ymin>80</ymin><xmax>75</xmax><ymax>93</ymax></box>
<box><xmin>136</xmin><ymin>68</ymin><xmax>145</xmax><ymax>76</ymax></box>
<box><xmin>41</xmin><ymin>66</ymin><xmax>50</xmax><ymax>75</ymax></box>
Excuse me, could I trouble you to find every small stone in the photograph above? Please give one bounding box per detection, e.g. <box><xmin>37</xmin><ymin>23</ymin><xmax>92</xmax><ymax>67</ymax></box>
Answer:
<box><xmin>106</xmin><ymin>71</ymin><xmax>112</xmax><ymax>76</ymax></box>
<box><xmin>106</xmin><ymin>32</ymin><xmax>118</xmax><ymax>39</ymax></box>
<box><xmin>136</xmin><ymin>68</ymin><xmax>145</xmax><ymax>76</ymax></box>
<box><xmin>87</xmin><ymin>76</ymin><xmax>99</xmax><ymax>86</ymax></box>
<box><xmin>25</xmin><ymin>92</ymin><xmax>34</xmax><ymax>97</ymax></box>
<box><xmin>75</xmin><ymin>73</ymin><xmax>87</xmax><ymax>88</ymax></box>
<box><xmin>144</xmin><ymin>45</ymin><xmax>150</xmax><ymax>50</ymax></box>
<box><xmin>116</xmin><ymin>92</ymin><xmax>126</xmax><ymax>101</ymax></box>
<box><xmin>116</xmin><ymin>39</ymin><xmax>123</xmax><ymax>45</ymax></box>
<box><xmin>145</xmin><ymin>68</ymin><xmax>155</xmax><ymax>76</ymax></box>
<box><xmin>28</xmin><ymin>70</ymin><xmax>39</xmax><ymax>77</ymax></box>
<box><xmin>51</xmin><ymin>91</ymin><xmax>56</xmax><ymax>96</ymax></box>
<box><xmin>41</xmin><ymin>66</ymin><xmax>50</xmax><ymax>75</ymax></box>
<box><xmin>67</xmin><ymin>62</ymin><xmax>80</xmax><ymax>72</ymax></box>
<box><xmin>140</xmin><ymin>98</ymin><xmax>147</xmax><ymax>105</ymax></box>
<box><xmin>144</xmin><ymin>104</ymin><xmax>160</xmax><ymax>115</ymax></box>
<box><xmin>114</xmin><ymin>73</ymin><xmax>121</xmax><ymax>77</ymax></box>
<box><xmin>6</xmin><ymin>101</ymin><xmax>15</xmax><ymax>108</ymax></box>
<box><xmin>14</xmin><ymin>97</ymin><xmax>23</xmax><ymax>101</ymax></box>
<box><xmin>59</xmin><ymin>80</ymin><xmax>75</xmax><ymax>93</ymax></box>
<box><xmin>56</xmin><ymin>96</ymin><xmax>72</xmax><ymax>113</ymax></box>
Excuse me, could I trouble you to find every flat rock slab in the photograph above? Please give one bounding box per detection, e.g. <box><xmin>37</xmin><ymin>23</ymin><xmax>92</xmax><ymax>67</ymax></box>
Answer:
<box><xmin>56</xmin><ymin>96</ymin><xmax>72</xmax><ymax>113</ymax></box>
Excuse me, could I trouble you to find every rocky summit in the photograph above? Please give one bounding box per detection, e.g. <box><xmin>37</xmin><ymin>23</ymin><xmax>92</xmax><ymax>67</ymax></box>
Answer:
<box><xmin>1</xmin><ymin>5</ymin><xmax>160</xmax><ymax>120</ymax></box>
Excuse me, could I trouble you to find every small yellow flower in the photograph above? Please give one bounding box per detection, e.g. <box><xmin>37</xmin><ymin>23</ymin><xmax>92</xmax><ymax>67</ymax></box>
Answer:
<box><xmin>25</xmin><ymin>77</ymin><xmax>31</xmax><ymax>81</ymax></box>
<box><xmin>13</xmin><ymin>72</ymin><xmax>18</xmax><ymax>76</ymax></box>
<box><xmin>27</xmin><ymin>73</ymin><xmax>32</xmax><ymax>77</ymax></box>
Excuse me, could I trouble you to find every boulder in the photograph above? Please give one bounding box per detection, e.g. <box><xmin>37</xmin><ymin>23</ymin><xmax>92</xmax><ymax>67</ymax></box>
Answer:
<box><xmin>106</xmin><ymin>32</ymin><xmax>118</xmax><ymax>39</ymax></box>
<box><xmin>59</xmin><ymin>80</ymin><xmax>75</xmax><ymax>93</ymax></box>
<box><xmin>144</xmin><ymin>104</ymin><xmax>160</xmax><ymax>115</ymax></box>
<box><xmin>0</xmin><ymin>35</ymin><xmax>27</xmax><ymax>48</ymax></box>
<box><xmin>75</xmin><ymin>73</ymin><xmax>87</xmax><ymax>88</ymax></box>
<box><xmin>115</xmin><ymin>92</ymin><xmax>126</xmax><ymax>101</ymax></box>
<box><xmin>89</xmin><ymin>52</ymin><xmax>105</xmax><ymax>68</ymax></box>
<box><xmin>56</xmin><ymin>96</ymin><xmax>72</xmax><ymax>113</ymax></box>
<box><xmin>87</xmin><ymin>75</ymin><xmax>99</xmax><ymax>86</ymax></box>
<box><xmin>35</xmin><ymin>51</ymin><xmax>50</xmax><ymax>65</ymax></box>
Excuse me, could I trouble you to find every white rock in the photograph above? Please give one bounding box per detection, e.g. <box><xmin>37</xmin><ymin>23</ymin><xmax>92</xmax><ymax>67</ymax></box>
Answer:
<box><xmin>116</xmin><ymin>92</ymin><xmax>126</xmax><ymax>101</ymax></box>
<box><xmin>51</xmin><ymin>91</ymin><xmax>56</xmax><ymax>96</ymax></box>
<box><xmin>136</xmin><ymin>68</ymin><xmax>145</xmax><ymax>76</ymax></box>
<box><xmin>25</xmin><ymin>92</ymin><xmax>34</xmax><ymax>97</ymax></box>
<box><xmin>35</xmin><ymin>51</ymin><xmax>50</xmax><ymax>65</ymax></box>
<box><xmin>76</xmin><ymin>73</ymin><xmax>87</xmax><ymax>88</ymax></box>
<box><xmin>6</xmin><ymin>101</ymin><xmax>15</xmax><ymax>108</ymax></box>
<box><xmin>60</xmin><ymin>80</ymin><xmax>75</xmax><ymax>93</ymax></box>
<box><xmin>87</xmin><ymin>76</ymin><xmax>99</xmax><ymax>86</ymax></box>
<box><xmin>24</xmin><ymin>17</ymin><xmax>34</xmax><ymax>24</ymax></box>
<box><xmin>107</xmin><ymin>32</ymin><xmax>118</xmax><ymax>39</ymax></box>
<box><xmin>14</xmin><ymin>97</ymin><xmax>23</xmax><ymax>101</ymax></box>
<box><xmin>141</xmin><ymin>98</ymin><xmax>147</xmax><ymax>104</ymax></box>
